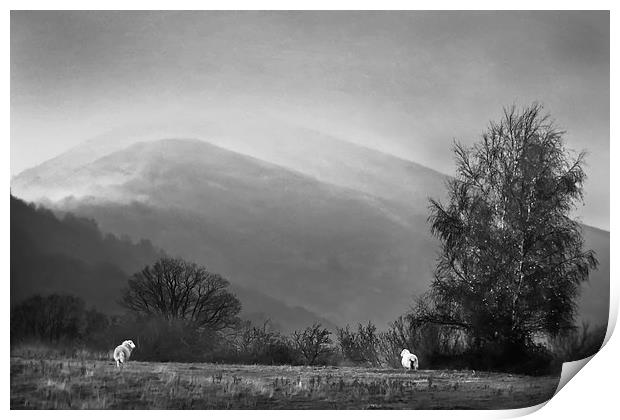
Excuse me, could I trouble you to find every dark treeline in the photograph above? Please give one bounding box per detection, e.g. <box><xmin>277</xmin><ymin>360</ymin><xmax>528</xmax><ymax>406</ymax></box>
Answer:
<box><xmin>11</xmin><ymin>294</ymin><xmax>109</xmax><ymax>346</ymax></box>
<box><xmin>11</xmin><ymin>195</ymin><xmax>164</xmax><ymax>313</ymax></box>
<box><xmin>11</xmin><ymin>292</ymin><xmax>332</xmax><ymax>365</ymax></box>
<box><xmin>11</xmin><ymin>289</ymin><xmax>605</xmax><ymax>374</ymax></box>
<box><xmin>11</xmin><ymin>195</ymin><xmax>162</xmax><ymax>273</ymax></box>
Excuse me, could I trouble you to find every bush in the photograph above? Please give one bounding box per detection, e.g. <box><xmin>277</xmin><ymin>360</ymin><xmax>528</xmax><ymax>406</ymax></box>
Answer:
<box><xmin>375</xmin><ymin>315</ymin><xmax>469</xmax><ymax>369</ymax></box>
<box><xmin>105</xmin><ymin>315</ymin><xmax>225</xmax><ymax>362</ymax></box>
<box><xmin>292</xmin><ymin>323</ymin><xmax>333</xmax><ymax>365</ymax></box>
<box><xmin>337</xmin><ymin>322</ymin><xmax>381</xmax><ymax>366</ymax></box>
<box><xmin>549</xmin><ymin>322</ymin><xmax>607</xmax><ymax>362</ymax></box>
<box><xmin>230</xmin><ymin>320</ymin><xmax>297</xmax><ymax>365</ymax></box>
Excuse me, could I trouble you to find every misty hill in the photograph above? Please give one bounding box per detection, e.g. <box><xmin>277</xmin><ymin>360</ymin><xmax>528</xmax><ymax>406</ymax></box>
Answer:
<box><xmin>205</xmin><ymin>124</ymin><xmax>450</xmax><ymax>226</ymax></box>
<box><xmin>12</xmin><ymin>121</ymin><xmax>448</xmax><ymax>219</ymax></box>
<box><xmin>12</xmin><ymin>139</ymin><xmax>437</xmax><ymax>326</ymax></box>
<box><xmin>10</xmin><ymin>195</ymin><xmax>335</xmax><ymax>333</ymax></box>
<box><xmin>11</xmin><ymin>137</ymin><xmax>610</xmax><ymax>329</ymax></box>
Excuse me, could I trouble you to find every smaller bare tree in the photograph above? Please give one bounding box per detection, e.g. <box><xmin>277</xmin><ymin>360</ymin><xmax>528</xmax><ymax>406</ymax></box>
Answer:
<box><xmin>234</xmin><ymin>319</ymin><xmax>295</xmax><ymax>364</ymax></box>
<box><xmin>292</xmin><ymin>323</ymin><xmax>332</xmax><ymax>365</ymax></box>
<box><xmin>337</xmin><ymin>322</ymin><xmax>381</xmax><ymax>366</ymax></box>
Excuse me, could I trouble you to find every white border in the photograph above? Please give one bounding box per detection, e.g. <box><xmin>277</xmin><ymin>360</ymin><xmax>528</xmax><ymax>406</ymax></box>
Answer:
<box><xmin>0</xmin><ymin>1</ymin><xmax>617</xmax><ymax>11</ymax></box>
<box><xmin>4</xmin><ymin>3</ymin><xmax>616</xmax><ymax>419</ymax></box>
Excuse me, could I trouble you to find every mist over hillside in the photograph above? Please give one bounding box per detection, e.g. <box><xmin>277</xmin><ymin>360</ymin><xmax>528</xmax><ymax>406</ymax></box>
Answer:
<box><xmin>11</xmin><ymin>134</ymin><xmax>610</xmax><ymax>329</ymax></box>
<box><xmin>12</xmin><ymin>119</ymin><xmax>448</xmax><ymax>218</ymax></box>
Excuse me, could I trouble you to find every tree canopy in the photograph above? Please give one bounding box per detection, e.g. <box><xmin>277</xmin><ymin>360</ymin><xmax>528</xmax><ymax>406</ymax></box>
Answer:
<box><xmin>120</xmin><ymin>257</ymin><xmax>241</xmax><ymax>332</ymax></box>
<box><xmin>418</xmin><ymin>104</ymin><xmax>598</xmax><ymax>349</ymax></box>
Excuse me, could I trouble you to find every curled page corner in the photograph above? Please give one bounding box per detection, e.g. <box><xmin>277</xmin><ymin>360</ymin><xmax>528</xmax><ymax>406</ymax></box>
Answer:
<box><xmin>503</xmin><ymin>356</ymin><xmax>597</xmax><ymax>418</ymax></box>
<box><xmin>602</xmin><ymin>302</ymin><xmax>618</xmax><ymax>348</ymax></box>
<box><xmin>496</xmin><ymin>400</ymin><xmax>549</xmax><ymax>418</ymax></box>
<box><xmin>505</xmin><ymin>354</ymin><xmax>598</xmax><ymax>419</ymax></box>
<box><xmin>550</xmin><ymin>298</ymin><xmax>618</xmax><ymax>399</ymax></box>
<box><xmin>554</xmin><ymin>355</ymin><xmax>594</xmax><ymax>397</ymax></box>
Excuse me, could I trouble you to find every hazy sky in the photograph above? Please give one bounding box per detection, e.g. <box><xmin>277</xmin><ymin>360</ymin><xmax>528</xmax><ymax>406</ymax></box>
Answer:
<box><xmin>11</xmin><ymin>11</ymin><xmax>609</xmax><ymax>229</ymax></box>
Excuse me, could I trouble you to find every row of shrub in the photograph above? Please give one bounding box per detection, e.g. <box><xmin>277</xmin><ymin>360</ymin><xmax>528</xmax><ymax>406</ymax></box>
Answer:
<box><xmin>11</xmin><ymin>294</ymin><xmax>606</xmax><ymax>375</ymax></box>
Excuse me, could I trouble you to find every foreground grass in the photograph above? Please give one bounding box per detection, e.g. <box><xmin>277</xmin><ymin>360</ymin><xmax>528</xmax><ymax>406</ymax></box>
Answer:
<box><xmin>10</xmin><ymin>356</ymin><xmax>560</xmax><ymax>409</ymax></box>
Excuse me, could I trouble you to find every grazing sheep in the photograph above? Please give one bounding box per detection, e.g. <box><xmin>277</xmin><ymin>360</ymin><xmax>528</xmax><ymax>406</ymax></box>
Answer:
<box><xmin>113</xmin><ymin>340</ymin><xmax>136</xmax><ymax>369</ymax></box>
<box><xmin>400</xmin><ymin>349</ymin><xmax>419</xmax><ymax>370</ymax></box>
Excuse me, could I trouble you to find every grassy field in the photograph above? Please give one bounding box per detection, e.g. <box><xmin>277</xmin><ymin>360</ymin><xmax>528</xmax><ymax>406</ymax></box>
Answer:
<box><xmin>10</xmin><ymin>356</ymin><xmax>560</xmax><ymax>409</ymax></box>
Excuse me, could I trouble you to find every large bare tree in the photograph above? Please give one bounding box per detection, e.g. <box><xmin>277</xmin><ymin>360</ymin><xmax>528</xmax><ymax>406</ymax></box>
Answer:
<box><xmin>121</xmin><ymin>257</ymin><xmax>241</xmax><ymax>332</ymax></box>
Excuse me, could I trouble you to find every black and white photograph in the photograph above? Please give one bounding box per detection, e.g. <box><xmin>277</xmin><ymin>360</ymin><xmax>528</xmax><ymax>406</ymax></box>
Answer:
<box><xmin>9</xmin><ymin>9</ymin><xmax>610</xmax><ymax>410</ymax></box>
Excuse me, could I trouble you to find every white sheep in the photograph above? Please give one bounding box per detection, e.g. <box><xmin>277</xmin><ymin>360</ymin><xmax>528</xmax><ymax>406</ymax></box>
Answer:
<box><xmin>113</xmin><ymin>340</ymin><xmax>136</xmax><ymax>369</ymax></box>
<box><xmin>400</xmin><ymin>349</ymin><xmax>419</xmax><ymax>370</ymax></box>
